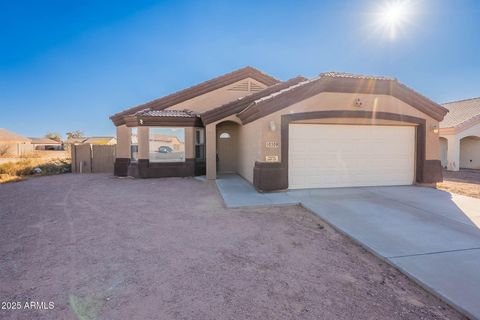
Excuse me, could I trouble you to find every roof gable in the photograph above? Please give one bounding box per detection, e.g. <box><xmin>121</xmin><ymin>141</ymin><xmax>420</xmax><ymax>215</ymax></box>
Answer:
<box><xmin>111</xmin><ymin>66</ymin><xmax>279</xmax><ymax>125</ymax></box>
<box><xmin>201</xmin><ymin>76</ymin><xmax>307</xmax><ymax>124</ymax></box>
<box><xmin>238</xmin><ymin>72</ymin><xmax>448</xmax><ymax>124</ymax></box>
<box><xmin>441</xmin><ymin>97</ymin><xmax>480</xmax><ymax>129</ymax></box>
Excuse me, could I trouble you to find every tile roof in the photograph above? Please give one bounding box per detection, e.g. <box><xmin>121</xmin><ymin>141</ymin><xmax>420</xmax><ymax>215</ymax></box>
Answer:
<box><xmin>65</xmin><ymin>137</ymin><xmax>87</xmax><ymax>144</ymax></box>
<box><xmin>320</xmin><ymin>72</ymin><xmax>396</xmax><ymax>81</ymax></box>
<box><xmin>134</xmin><ymin>108</ymin><xmax>198</xmax><ymax>118</ymax></box>
<box><xmin>247</xmin><ymin>72</ymin><xmax>397</xmax><ymax>106</ymax></box>
<box><xmin>237</xmin><ymin>72</ymin><xmax>447</xmax><ymax>124</ymax></box>
<box><xmin>82</xmin><ymin>137</ymin><xmax>116</xmax><ymax>144</ymax></box>
<box><xmin>201</xmin><ymin>76</ymin><xmax>307</xmax><ymax>124</ymax></box>
<box><xmin>440</xmin><ymin>97</ymin><xmax>480</xmax><ymax>128</ymax></box>
<box><xmin>0</xmin><ymin>128</ymin><xmax>31</xmax><ymax>143</ymax></box>
<box><xmin>110</xmin><ymin>66</ymin><xmax>279</xmax><ymax>124</ymax></box>
<box><xmin>28</xmin><ymin>137</ymin><xmax>62</xmax><ymax>144</ymax></box>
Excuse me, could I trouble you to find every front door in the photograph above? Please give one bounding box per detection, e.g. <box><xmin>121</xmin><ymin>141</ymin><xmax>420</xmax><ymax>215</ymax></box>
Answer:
<box><xmin>216</xmin><ymin>122</ymin><xmax>238</xmax><ymax>173</ymax></box>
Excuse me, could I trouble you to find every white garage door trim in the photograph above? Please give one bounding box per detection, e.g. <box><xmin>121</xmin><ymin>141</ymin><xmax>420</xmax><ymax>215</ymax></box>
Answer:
<box><xmin>288</xmin><ymin>124</ymin><xmax>416</xmax><ymax>189</ymax></box>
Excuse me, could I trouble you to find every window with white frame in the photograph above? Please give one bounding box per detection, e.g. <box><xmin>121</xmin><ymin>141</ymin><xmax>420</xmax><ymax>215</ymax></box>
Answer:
<box><xmin>149</xmin><ymin>127</ymin><xmax>185</xmax><ymax>162</ymax></box>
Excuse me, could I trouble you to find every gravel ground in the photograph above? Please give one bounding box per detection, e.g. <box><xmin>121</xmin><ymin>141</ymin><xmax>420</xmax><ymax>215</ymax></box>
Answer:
<box><xmin>439</xmin><ymin>169</ymin><xmax>480</xmax><ymax>199</ymax></box>
<box><xmin>0</xmin><ymin>174</ymin><xmax>465</xmax><ymax>320</ymax></box>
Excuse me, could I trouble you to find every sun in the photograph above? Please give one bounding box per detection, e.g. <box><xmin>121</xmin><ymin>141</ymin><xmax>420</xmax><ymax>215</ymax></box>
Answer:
<box><xmin>376</xmin><ymin>0</ymin><xmax>412</xmax><ymax>40</ymax></box>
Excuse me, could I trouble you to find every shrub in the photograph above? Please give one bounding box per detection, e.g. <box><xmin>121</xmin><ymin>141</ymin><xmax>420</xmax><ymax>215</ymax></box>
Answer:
<box><xmin>0</xmin><ymin>158</ymin><xmax>71</xmax><ymax>183</ymax></box>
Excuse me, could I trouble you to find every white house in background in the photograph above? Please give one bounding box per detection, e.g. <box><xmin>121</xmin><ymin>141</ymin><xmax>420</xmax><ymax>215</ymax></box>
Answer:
<box><xmin>439</xmin><ymin>97</ymin><xmax>480</xmax><ymax>170</ymax></box>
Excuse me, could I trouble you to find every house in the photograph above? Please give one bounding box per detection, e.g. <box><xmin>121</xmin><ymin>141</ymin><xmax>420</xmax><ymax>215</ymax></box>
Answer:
<box><xmin>65</xmin><ymin>137</ymin><xmax>87</xmax><ymax>145</ymax></box>
<box><xmin>29</xmin><ymin>137</ymin><xmax>63</xmax><ymax>150</ymax></box>
<box><xmin>110</xmin><ymin>66</ymin><xmax>447</xmax><ymax>191</ymax></box>
<box><xmin>82</xmin><ymin>136</ymin><xmax>117</xmax><ymax>145</ymax></box>
<box><xmin>439</xmin><ymin>97</ymin><xmax>480</xmax><ymax>170</ymax></box>
<box><xmin>0</xmin><ymin>128</ymin><xmax>33</xmax><ymax>156</ymax></box>
<box><xmin>64</xmin><ymin>136</ymin><xmax>116</xmax><ymax>150</ymax></box>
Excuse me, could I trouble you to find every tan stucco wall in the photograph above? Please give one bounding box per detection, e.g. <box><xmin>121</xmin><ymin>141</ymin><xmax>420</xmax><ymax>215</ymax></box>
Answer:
<box><xmin>167</xmin><ymin>78</ymin><xmax>267</xmax><ymax>113</ymax></box>
<box><xmin>237</xmin><ymin>120</ymin><xmax>262</xmax><ymax>183</ymax></box>
<box><xmin>247</xmin><ymin>93</ymin><xmax>441</xmax><ymax>163</ymax></box>
<box><xmin>185</xmin><ymin>127</ymin><xmax>195</xmax><ymax>159</ymax></box>
<box><xmin>439</xmin><ymin>121</ymin><xmax>480</xmax><ymax>171</ymax></box>
<box><xmin>460</xmin><ymin>137</ymin><xmax>480</xmax><ymax>169</ymax></box>
<box><xmin>116</xmin><ymin>125</ymin><xmax>131</xmax><ymax>158</ymax></box>
<box><xmin>137</xmin><ymin>127</ymin><xmax>149</xmax><ymax>160</ymax></box>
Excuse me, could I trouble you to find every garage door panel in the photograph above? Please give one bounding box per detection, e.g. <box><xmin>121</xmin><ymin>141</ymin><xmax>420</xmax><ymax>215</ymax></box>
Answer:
<box><xmin>288</xmin><ymin>124</ymin><xmax>415</xmax><ymax>189</ymax></box>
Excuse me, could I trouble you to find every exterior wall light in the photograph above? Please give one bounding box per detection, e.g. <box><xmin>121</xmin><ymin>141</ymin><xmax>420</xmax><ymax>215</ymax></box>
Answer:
<box><xmin>269</xmin><ymin>120</ymin><xmax>277</xmax><ymax>132</ymax></box>
<box><xmin>139</xmin><ymin>119</ymin><xmax>144</xmax><ymax>125</ymax></box>
<box><xmin>432</xmin><ymin>125</ymin><xmax>439</xmax><ymax>134</ymax></box>
<box><xmin>354</xmin><ymin>98</ymin><xmax>363</xmax><ymax>108</ymax></box>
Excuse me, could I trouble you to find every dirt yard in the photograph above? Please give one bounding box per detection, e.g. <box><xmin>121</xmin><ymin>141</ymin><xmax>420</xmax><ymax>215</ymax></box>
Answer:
<box><xmin>0</xmin><ymin>174</ymin><xmax>465</xmax><ymax>320</ymax></box>
<box><xmin>438</xmin><ymin>169</ymin><xmax>480</xmax><ymax>199</ymax></box>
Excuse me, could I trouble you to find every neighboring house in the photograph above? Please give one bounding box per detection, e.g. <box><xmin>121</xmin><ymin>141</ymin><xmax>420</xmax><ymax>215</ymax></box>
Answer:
<box><xmin>439</xmin><ymin>97</ymin><xmax>480</xmax><ymax>170</ymax></box>
<box><xmin>65</xmin><ymin>137</ymin><xmax>87</xmax><ymax>145</ymax></box>
<box><xmin>110</xmin><ymin>66</ymin><xmax>447</xmax><ymax>191</ymax></box>
<box><xmin>29</xmin><ymin>137</ymin><xmax>63</xmax><ymax>150</ymax></box>
<box><xmin>0</xmin><ymin>128</ymin><xmax>33</xmax><ymax>156</ymax></box>
<box><xmin>64</xmin><ymin>136</ymin><xmax>116</xmax><ymax>150</ymax></box>
<box><xmin>82</xmin><ymin>136</ymin><xmax>117</xmax><ymax>145</ymax></box>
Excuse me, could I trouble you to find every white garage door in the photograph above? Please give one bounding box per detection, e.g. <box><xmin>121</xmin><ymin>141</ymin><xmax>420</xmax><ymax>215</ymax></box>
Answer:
<box><xmin>288</xmin><ymin>124</ymin><xmax>415</xmax><ymax>189</ymax></box>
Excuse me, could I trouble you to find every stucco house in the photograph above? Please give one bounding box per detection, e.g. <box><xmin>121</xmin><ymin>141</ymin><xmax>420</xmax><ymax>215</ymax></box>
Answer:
<box><xmin>439</xmin><ymin>97</ymin><xmax>480</xmax><ymax>170</ymax></box>
<box><xmin>0</xmin><ymin>128</ymin><xmax>33</xmax><ymax>156</ymax></box>
<box><xmin>110</xmin><ymin>66</ymin><xmax>447</xmax><ymax>191</ymax></box>
<box><xmin>82</xmin><ymin>136</ymin><xmax>117</xmax><ymax>145</ymax></box>
<box><xmin>29</xmin><ymin>137</ymin><xmax>63</xmax><ymax>150</ymax></box>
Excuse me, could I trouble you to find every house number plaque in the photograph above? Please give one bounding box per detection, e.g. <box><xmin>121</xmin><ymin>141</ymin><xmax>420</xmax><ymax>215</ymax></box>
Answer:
<box><xmin>265</xmin><ymin>141</ymin><xmax>279</xmax><ymax>148</ymax></box>
<box><xmin>265</xmin><ymin>155</ymin><xmax>279</xmax><ymax>162</ymax></box>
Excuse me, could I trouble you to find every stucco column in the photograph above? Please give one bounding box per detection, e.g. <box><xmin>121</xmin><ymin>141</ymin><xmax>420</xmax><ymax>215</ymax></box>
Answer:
<box><xmin>206</xmin><ymin>123</ymin><xmax>216</xmax><ymax>179</ymax></box>
<box><xmin>138</xmin><ymin>127</ymin><xmax>150</xmax><ymax>160</ymax></box>
<box><xmin>116</xmin><ymin>125</ymin><xmax>131</xmax><ymax>159</ymax></box>
<box><xmin>446</xmin><ymin>136</ymin><xmax>460</xmax><ymax>171</ymax></box>
<box><xmin>185</xmin><ymin>127</ymin><xmax>195</xmax><ymax>159</ymax></box>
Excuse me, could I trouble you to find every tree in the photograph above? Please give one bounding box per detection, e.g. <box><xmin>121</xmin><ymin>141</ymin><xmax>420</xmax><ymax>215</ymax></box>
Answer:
<box><xmin>45</xmin><ymin>132</ymin><xmax>62</xmax><ymax>142</ymax></box>
<box><xmin>66</xmin><ymin>130</ymin><xmax>85</xmax><ymax>139</ymax></box>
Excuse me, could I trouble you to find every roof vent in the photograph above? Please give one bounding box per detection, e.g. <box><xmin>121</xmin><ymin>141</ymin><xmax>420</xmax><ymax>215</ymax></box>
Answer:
<box><xmin>249</xmin><ymin>81</ymin><xmax>264</xmax><ymax>92</ymax></box>
<box><xmin>228</xmin><ymin>80</ymin><xmax>249</xmax><ymax>92</ymax></box>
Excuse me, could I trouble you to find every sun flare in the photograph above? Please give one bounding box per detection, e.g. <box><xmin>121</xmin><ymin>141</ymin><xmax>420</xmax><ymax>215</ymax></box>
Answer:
<box><xmin>376</xmin><ymin>0</ymin><xmax>413</xmax><ymax>40</ymax></box>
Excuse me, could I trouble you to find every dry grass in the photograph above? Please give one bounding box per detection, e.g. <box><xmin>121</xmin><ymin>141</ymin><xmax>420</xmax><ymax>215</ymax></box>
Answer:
<box><xmin>0</xmin><ymin>158</ymin><xmax>71</xmax><ymax>184</ymax></box>
<box><xmin>438</xmin><ymin>180</ymin><xmax>480</xmax><ymax>199</ymax></box>
<box><xmin>438</xmin><ymin>170</ymin><xmax>480</xmax><ymax>199</ymax></box>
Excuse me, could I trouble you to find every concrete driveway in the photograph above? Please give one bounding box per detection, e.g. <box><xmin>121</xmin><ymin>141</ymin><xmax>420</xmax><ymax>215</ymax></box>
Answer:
<box><xmin>217</xmin><ymin>176</ymin><xmax>480</xmax><ymax>319</ymax></box>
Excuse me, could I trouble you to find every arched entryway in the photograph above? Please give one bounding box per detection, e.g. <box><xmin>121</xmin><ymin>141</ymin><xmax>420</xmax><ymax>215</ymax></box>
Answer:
<box><xmin>216</xmin><ymin>121</ymin><xmax>239</xmax><ymax>174</ymax></box>
<box><xmin>439</xmin><ymin>137</ymin><xmax>448</xmax><ymax>169</ymax></box>
<box><xmin>460</xmin><ymin>135</ymin><xmax>480</xmax><ymax>169</ymax></box>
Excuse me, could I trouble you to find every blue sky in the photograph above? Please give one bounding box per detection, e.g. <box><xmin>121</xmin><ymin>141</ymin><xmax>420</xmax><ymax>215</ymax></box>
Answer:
<box><xmin>1</xmin><ymin>0</ymin><xmax>479</xmax><ymax>137</ymax></box>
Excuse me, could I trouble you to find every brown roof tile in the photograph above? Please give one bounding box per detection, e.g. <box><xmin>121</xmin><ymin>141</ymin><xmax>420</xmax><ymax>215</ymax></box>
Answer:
<box><xmin>134</xmin><ymin>109</ymin><xmax>198</xmax><ymax>118</ymax></box>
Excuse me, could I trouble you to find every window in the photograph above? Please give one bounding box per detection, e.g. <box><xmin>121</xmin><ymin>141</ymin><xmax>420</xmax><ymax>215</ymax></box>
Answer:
<box><xmin>195</xmin><ymin>128</ymin><xmax>205</xmax><ymax>160</ymax></box>
<box><xmin>131</xmin><ymin>127</ymin><xmax>138</xmax><ymax>161</ymax></box>
<box><xmin>149</xmin><ymin>127</ymin><xmax>185</xmax><ymax>162</ymax></box>
<box><xmin>219</xmin><ymin>132</ymin><xmax>231</xmax><ymax>139</ymax></box>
